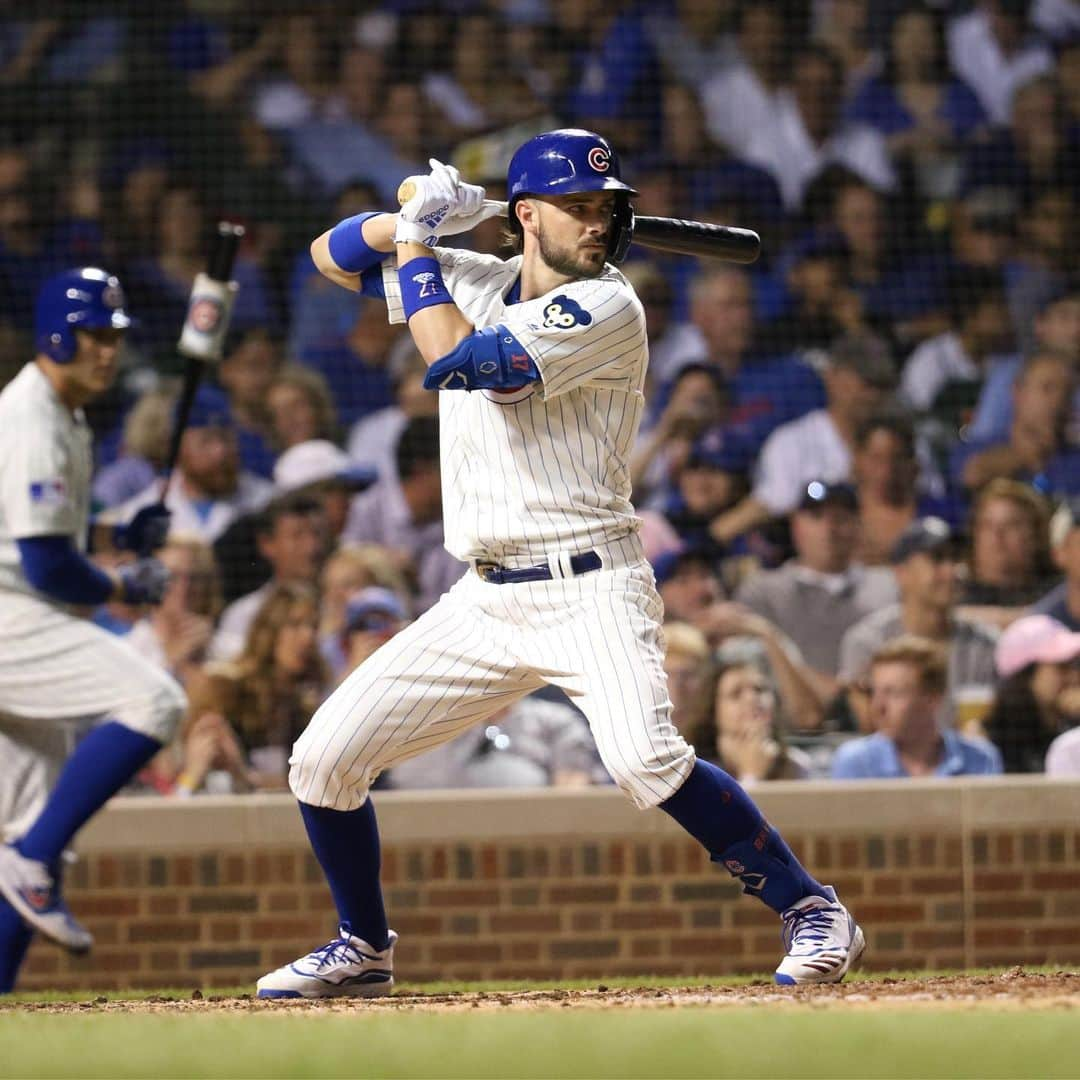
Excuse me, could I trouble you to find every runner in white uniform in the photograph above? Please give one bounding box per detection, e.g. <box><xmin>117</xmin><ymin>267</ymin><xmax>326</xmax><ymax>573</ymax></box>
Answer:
<box><xmin>0</xmin><ymin>269</ymin><xmax>184</xmax><ymax>993</ymax></box>
<box><xmin>257</xmin><ymin>131</ymin><xmax>864</xmax><ymax>998</ymax></box>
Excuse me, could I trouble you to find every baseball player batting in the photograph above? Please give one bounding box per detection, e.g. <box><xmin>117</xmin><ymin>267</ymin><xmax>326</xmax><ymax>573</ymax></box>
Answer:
<box><xmin>0</xmin><ymin>270</ymin><xmax>184</xmax><ymax>993</ymax></box>
<box><xmin>257</xmin><ymin>129</ymin><xmax>864</xmax><ymax>999</ymax></box>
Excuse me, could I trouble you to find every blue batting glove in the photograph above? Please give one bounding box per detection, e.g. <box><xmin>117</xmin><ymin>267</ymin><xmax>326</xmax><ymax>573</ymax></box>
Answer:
<box><xmin>116</xmin><ymin>503</ymin><xmax>171</xmax><ymax>556</ymax></box>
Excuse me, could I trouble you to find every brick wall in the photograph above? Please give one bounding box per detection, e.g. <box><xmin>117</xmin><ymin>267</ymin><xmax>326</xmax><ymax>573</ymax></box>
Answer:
<box><xmin>18</xmin><ymin>780</ymin><xmax>1080</xmax><ymax>990</ymax></box>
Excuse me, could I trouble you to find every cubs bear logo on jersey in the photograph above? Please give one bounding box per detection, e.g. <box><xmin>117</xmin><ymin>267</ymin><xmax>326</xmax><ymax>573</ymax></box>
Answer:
<box><xmin>542</xmin><ymin>296</ymin><xmax>593</xmax><ymax>329</ymax></box>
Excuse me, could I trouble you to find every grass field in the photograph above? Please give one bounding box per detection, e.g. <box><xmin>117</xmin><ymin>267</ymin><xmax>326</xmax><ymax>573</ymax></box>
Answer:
<box><xmin>3</xmin><ymin>971</ymin><xmax>1080</xmax><ymax>1079</ymax></box>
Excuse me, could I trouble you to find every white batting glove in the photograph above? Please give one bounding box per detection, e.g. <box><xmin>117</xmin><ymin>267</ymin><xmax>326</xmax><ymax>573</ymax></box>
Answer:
<box><xmin>394</xmin><ymin>159</ymin><xmax>495</xmax><ymax>245</ymax></box>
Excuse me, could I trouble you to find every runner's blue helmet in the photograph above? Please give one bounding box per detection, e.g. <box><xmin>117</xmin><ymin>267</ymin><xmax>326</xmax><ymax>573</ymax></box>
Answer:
<box><xmin>506</xmin><ymin>129</ymin><xmax>637</xmax><ymax>263</ymax></box>
<box><xmin>35</xmin><ymin>267</ymin><xmax>131</xmax><ymax>363</ymax></box>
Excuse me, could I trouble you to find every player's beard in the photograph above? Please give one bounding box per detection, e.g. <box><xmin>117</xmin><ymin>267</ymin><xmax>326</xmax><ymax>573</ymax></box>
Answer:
<box><xmin>537</xmin><ymin>227</ymin><xmax>607</xmax><ymax>280</ymax></box>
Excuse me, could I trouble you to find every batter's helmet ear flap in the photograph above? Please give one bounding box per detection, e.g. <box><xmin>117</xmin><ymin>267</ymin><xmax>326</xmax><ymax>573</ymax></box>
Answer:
<box><xmin>34</xmin><ymin>267</ymin><xmax>131</xmax><ymax>364</ymax></box>
<box><xmin>609</xmin><ymin>195</ymin><xmax>635</xmax><ymax>264</ymax></box>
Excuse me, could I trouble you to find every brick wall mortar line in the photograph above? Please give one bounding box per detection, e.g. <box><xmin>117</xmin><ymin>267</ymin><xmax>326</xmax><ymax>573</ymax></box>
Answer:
<box><xmin>960</xmin><ymin>784</ymin><xmax>976</xmax><ymax>969</ymax></box>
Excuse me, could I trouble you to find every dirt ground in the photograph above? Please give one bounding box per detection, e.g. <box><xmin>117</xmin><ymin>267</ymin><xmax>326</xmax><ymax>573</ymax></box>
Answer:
<box><xmin>5</xmin><ymin>969</ymin><xmax>1080</xmax><ymax>1014</ymax></box>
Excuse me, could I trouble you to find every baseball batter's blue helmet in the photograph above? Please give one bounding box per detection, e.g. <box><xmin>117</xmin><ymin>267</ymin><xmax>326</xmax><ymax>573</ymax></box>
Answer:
<box><xmin>506</xmin><ymin>129</ymin><xmax>637</xmax><ymax>263</ymax></box>
<box><xmin>34</xmin><ymin>267</ymin><xmax>132</xmax><ymax>363</ymax></box>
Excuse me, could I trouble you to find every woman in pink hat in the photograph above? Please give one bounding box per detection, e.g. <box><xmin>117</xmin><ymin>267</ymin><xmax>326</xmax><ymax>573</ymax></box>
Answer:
<box><xmin>981</xmin><ymin>615</ymin><xmax>1080</xmax><ymax>772</ymax></box>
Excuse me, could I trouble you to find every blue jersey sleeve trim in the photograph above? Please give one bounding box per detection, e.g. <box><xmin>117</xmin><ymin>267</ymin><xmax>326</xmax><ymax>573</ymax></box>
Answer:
<box><xmin>17</xmin><ymin>535</ymin><xmax>114</xmax><ymax>605</ymax></box>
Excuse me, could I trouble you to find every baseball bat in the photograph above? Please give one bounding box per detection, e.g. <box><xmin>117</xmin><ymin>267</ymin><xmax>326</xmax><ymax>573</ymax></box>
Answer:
<box><xmin>160</xmin><ymin>221</ymin><xmax>245</xmax><ymax>502</ymax></box>
<box><xmin>396</xmin><ymin>182</ymin><xmax>760</xmax><ymax>264</ymax></box>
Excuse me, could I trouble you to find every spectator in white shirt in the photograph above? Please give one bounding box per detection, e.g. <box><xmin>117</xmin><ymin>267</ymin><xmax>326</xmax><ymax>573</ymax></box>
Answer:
<box><xmin>947</xmin><ymin>0</ymin><xmax>1054</xmax><ymax>124</ymax></box>
<box><xmin>711</xmin><ymin>332</ymin><xmax>896</xmax><ymax>543</ymax></box>
<box><xmin>208</xmin><ymin>493</ymin><xmax>326</xmax><ymax>662</ymax></box>
<box><xmin>115</xmin><ymin>386</ymin><xmax>273</xmax><ymax>544</ymax></box>
<box><xmin>701</xmin><ymin>1</ymin><xmax>786</xmax><ymax>157</ymax></box>
<box><xmin>741</xmin><ymin>44</ymin><xmax>896</xmax><ymax>210</ymax></box>
<box><xmin>901</xmin><ymin>266</ymin><xmax>1013</xmax><ymax>413</ymax></box>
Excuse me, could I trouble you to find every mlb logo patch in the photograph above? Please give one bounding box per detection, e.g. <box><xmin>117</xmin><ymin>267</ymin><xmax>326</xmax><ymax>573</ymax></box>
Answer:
<box><xmin>29</xmin><ymin>479</ymin><xmax>67</xmax><ymax>506</ymax></box>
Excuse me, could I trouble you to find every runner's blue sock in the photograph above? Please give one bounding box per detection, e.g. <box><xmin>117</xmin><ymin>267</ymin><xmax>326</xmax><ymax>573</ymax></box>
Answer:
<box><xmin>0</xmin><ymin>898</ymin><xmax>34</xmax><ymax>994</ymax></box>
<box><xmin>16</xmin><ymin>722</ymin><xmax>161</xmax><ymax>865</ymax></box>
<box><xmin>659</xmin><ymin>759</ymin><xmax>828</xmax><ymax>913</ymax></box>
<box><xmin>299</xmin><ymin>799</ymin><xmax>390</xmax><ymax>951</ymax></box>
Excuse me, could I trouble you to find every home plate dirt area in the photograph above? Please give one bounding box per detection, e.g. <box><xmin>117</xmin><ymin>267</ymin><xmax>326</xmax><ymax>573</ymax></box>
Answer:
<box><xmin>8</xmin><ymin>969</ymin><xmax>1080</xmax><ymax>1014</ymax></box>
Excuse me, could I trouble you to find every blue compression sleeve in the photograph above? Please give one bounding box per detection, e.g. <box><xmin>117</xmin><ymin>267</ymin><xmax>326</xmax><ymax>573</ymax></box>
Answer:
<box><xmin>17</xmin><ymin>535</ymin><xmax>114</xmax><ymax>605</ymax></box>
<box><xmin>327</xmin><ymin>212</ymin><xmax>392</xmax><ymax>274</ymax></box>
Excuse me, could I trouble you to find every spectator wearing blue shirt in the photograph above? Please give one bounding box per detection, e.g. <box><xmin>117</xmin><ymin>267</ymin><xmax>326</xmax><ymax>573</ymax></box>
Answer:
<box><xmin>664</xmin><ymin>266</ymin><xmax>826</xmax><ymax>475</ymax></box>
<box><xmin>951</xmin><ymin>350</ymin><xmax>1080</xmax><ymax>497</ymax></box>
<box><xmin>846</xmin><ymin>4</ymin><xmax>985</xmax><ymax>198</ymax></box>
<box><xmin>832</xmin><ymin>635</ymin><xmax>1002</xmax><ymax>778</ymax></box>
<box><xmin>968</xmin><ymin>286</ymin><xmax>1080</xmax><ymax>443</ymax></box>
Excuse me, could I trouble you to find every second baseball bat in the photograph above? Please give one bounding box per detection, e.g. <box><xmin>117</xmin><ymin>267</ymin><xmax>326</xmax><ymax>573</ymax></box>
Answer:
<box><xmin>160</xmin><ymin>221</ymin><xmax>245</xmax><ymax>502</ymax></box>
<box><xmin>395</xmin><ymin>183</ymin><xmax>760</xmax><ymax>264</ymax></box>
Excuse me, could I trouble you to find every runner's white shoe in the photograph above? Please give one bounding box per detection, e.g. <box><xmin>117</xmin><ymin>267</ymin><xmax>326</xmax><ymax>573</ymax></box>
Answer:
<box><xmin>257</xmin><ymin>927</ymin><xmax>397</xmax><ymax>999</ymax></box>
<box><xmin>0</xmin><ymin>843</ymin><xmax>93</xmax><ymax>953</ymax></box>
<box><xmin>774</xmin><ymin>886</ymin><xmax>865</xmax><ymax>985</ymax></box>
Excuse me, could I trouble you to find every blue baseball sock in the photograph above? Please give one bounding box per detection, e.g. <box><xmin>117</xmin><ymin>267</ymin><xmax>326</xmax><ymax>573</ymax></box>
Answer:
<box><xmin>659</xmin><ymin>759</ymin><xmax>828</xmax><ymax>913</ymax></box>
<box><xmin>0</xmin><ymin>898</ymin><xmax>34</xmax><ymax>994</ymax></box>
<box><xmin>299</xmin><ymin>799</ymin><xmax>390</xmax><ymax>951</ymax></box>
<box><xmin>16</xmin><ymin>722</ymin><xmax>161</xmax><ymax>866</ymax></box>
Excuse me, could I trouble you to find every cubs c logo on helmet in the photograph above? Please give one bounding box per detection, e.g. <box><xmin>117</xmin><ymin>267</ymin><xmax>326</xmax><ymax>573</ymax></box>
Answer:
<box><xmin>587</xmin><ymin>146</ymin><xmax>611</xmax><ymax>173</ymax></box>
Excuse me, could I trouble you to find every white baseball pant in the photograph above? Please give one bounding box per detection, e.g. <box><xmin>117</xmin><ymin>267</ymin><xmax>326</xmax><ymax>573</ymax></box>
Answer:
<box><xmin>0</xmin><ymin>591</ymin><xmax>186</xmax><ymax>841</ymax></box>
<box><xmin>290</xmin><ymin>540</ymin><xmax>695</xmax><ymax>810</ymax></box>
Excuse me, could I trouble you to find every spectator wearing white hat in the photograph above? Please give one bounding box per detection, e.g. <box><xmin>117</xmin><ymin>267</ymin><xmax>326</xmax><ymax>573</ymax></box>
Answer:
<box><xmin>1031</xmin><ymin>498</ymin><xmax>1080</xmax><ymax>632</ymax></box>
<box><xmin>274</xmin><ymin>439</ymin><xmax>376</xmax><ymax>542</ymax></box>
<box><xmin>982</xmin><ymin>614</ymin><xmax>1080</xmax><ymax>772</ymax></box>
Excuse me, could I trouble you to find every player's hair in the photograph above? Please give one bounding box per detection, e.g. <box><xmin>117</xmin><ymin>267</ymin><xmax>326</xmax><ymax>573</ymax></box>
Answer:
<box><xmin>395</xmin><ymin>415</ymin><xmax>440</xmax><ymax>481</ymax></box>
<box><xmin>267</xmin><ymin>364</ymin><xmax>338</xmax><ymax>448</ymax></box>
<box><xmin>870</xmin><ymin>635</ymin><xmax>948</xmax><ymax>697</ymax></box>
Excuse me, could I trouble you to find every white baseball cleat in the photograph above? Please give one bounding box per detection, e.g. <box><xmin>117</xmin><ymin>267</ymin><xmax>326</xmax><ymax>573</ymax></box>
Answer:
<box><xmin>257</xmin><ymin>927</ymin><xmax>397</xmax><ymax>999</ymax></box>
<box><xmin>774</xmin><ymin>886</ymin><xmax>865</xmax><ymax>985</ymax></box>
<box><xmin>0</xmin><ymin>844</ymin><xmax>93</xmax><ymax>953</ymax></box>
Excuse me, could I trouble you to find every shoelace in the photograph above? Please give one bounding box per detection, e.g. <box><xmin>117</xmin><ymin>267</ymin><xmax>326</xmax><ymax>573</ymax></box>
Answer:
<box><xmin>308</xmin><ymin>938</ymin><xmax>366</xmax><ymax>971</ymax></box>
<box><xmin>783</xmin><ymin>904</ymin><xmax>840</xmax><ymax>951</ymax></box>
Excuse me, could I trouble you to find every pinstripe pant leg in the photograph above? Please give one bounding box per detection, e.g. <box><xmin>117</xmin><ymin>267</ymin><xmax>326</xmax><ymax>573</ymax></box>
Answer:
<box><xmin>537</xmin><ymin>566</ymin><xmax>696</xmax><ymax>809</ymax></box>
<box><xmin>289</xmin><ymin>583</ymin><xmax>541</xmax><ymax>810</ymax></box>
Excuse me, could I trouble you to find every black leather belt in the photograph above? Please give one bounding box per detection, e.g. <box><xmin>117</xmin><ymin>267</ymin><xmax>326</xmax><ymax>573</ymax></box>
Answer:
<box><xmin>474</xmin><ymin>550</ymin><xmax>602</xmax><ymax>584</ymax></box>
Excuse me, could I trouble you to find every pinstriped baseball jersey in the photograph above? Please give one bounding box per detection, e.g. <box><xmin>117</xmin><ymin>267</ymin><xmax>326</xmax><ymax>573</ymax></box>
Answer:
<box><xmin>0</xmin><ymin>363</ymin><xmax>93</xmax><ymax>597</ymax></box>
<box><xmin>0</xmin><ymin>361</ymin><xmax>186</xmax><ymax>841</ymax></box>
<box><xmin>289</xmin><ymin>246</ymin><xmax>696</xmax><ymax>813</ymax></box>
<box><xmin>381</xmin><ymin>249</ymin><xmax>647</xmax><ymax>563</ymax></box>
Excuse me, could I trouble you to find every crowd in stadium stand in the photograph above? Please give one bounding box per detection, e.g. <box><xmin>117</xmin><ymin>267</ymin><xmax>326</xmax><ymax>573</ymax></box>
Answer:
<box><xmin>1</xmin><ymin>0</ymin><xmax>1078</xmax><ymax>794</ymax></box>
